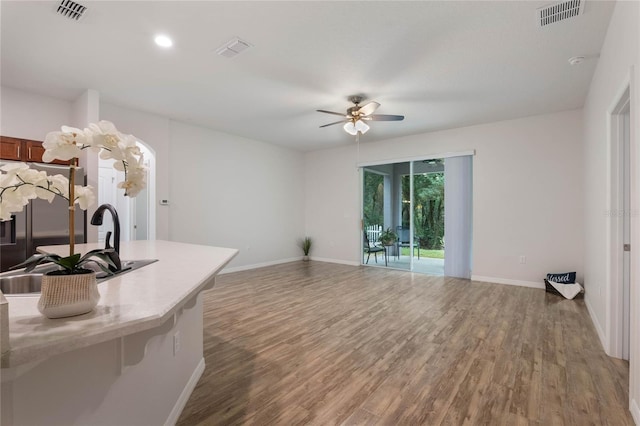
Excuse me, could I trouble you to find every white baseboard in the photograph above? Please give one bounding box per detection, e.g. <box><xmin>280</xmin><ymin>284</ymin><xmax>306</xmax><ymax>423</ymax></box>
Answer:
<box><xmin>631</xmin><ymin>398</ymin><xmax>640</xmax><ymax>425</ymax></box>
<box><xmin>220</xmin><ymin>257</ymin><xmax>303</xmax><ymax>274</ymax></box>
<box><xmin>470</xmin><ymin>275</ymin><xmax>544</xmax><ymax>289</ymax></box>
<box><xmin>220</xmin><ymin>257</ymin><xmax>360</xmax><ymax>274</ymax></box>
<box><xmin>584</xmin><ymin>295</ymin><xmax>608</xmax><ymax>353</ymax></box>
<box><xmin>309</xmin><ymin>257</ymin><xmax>360</xmax><ymax>267</ymax></box>
<box><xmin>165</xmin><ymin>357</ymin><xmax>205</xmax><ymax>426</ymax></box>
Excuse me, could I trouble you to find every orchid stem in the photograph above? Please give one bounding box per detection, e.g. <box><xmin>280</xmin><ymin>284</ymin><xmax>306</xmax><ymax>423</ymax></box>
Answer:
<box><xmin>69</xmin><ymin>158</ymin><xmax>77</xmax><ymax>256</ymax></box>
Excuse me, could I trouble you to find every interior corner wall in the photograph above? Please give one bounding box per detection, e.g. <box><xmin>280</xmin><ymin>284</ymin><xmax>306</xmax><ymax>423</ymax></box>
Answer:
<box><xmin>74</xmin><ymin>90</ymin><xmax>100</xmax><ymax>243</ymax></box>
<box><xmin>305</xmin><ymin>109</ymin><xmax>584</xmax><ymax>283</ymax></box>
<box><xmin>100</xmin><ymin>103</ymin><xmax>171</xmax><ymax>240</ymax></box>
<box><xmin>581</xmin><ymin>0</ymin><xmax>639</xmax><ymax>358</ymax></box>
<box><xmin>0</xmin><ymin>86</ymin><xmax>72</xmax><ymax>139</ymax></box>
<box><xmin>168</xmin><ymin>121</ymin><xmax>305</xmax><ymax>270</ymax></box>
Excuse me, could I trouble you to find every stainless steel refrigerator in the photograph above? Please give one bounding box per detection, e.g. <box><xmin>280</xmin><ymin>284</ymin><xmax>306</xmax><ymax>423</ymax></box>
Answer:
<box><xmin>0</xmin><ymin>161</ymin><xmax>86</xmax><ymax>272</ymax></box>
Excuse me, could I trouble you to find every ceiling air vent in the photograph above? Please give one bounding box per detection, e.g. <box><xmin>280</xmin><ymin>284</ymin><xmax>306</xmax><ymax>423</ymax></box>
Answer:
<box><xmin>216</xmin><ymin>38</ymin><xmax>252</xmax><ymax>58</ymax></box>
<box><xmin>56</xmin><ymin>0</ymin><xmax>87</xmax><ymax>21</ymax></box>
<box><xmin>537</xmin><ymin>0</ymin><xmax>585</xmax><ymax>27</ymax></box>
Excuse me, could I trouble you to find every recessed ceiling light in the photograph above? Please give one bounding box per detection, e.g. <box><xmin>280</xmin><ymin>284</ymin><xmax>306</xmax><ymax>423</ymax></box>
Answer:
<box><xmin>154</xmin><ymin>35</ymin><xmax>173</xmax><ymax>48</ymax></box>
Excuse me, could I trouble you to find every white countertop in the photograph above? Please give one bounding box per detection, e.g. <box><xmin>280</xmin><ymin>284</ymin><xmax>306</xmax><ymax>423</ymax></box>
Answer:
<box><xmin>1</xmin><ymin>240</ymin><xmax>238</xmax><ymax>368</ymax></box>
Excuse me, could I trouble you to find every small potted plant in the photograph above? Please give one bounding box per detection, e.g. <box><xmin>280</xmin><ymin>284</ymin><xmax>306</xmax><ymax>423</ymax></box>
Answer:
<box><xmin>379</xmin><ymin>228</ymin><xmax>397</xmax><ymax>246</ymax></box>
<box><xmin>11</xmin><ymin>250</ymin><xmax>117</xmax><ymax>318</ymax></box>
<box><xmin>300</xmin><ymin>237</ymin><xmax>312</xmax><ymax>261</ymax></box>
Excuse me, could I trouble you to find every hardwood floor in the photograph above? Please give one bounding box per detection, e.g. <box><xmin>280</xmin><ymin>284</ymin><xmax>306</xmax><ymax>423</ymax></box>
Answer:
<box><xmin>177</xmin><ymin>261</ymin><xmax>633</xmax><ymax>425</ymax></box>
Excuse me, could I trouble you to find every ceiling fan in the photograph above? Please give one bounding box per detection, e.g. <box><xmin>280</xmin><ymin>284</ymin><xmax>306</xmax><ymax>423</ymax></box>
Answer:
<box><xmin>317</xmin><ymin>95</ymin><xmax>404</xmax><ymax>136</ymax></box>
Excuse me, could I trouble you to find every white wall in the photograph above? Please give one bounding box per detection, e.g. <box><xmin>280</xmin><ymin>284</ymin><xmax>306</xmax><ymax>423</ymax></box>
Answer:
<box><xmin>582</xmin><ymin>0</ymin><xmax>638</xmax><ymax>340</ymax></box>
<box><xmin>100</xmin><ymin>103</ymin><xmax>171</xmax><ymax>240</ymax></box>
<box><xmin>1</xmin><ymin>91</ymin><xmax>306</xmax><ymax>269</ymax></box>
<box><xmin>581</xmin><ymin>0</ymin><xmax>639</xmax><ymax>422</ymax></box>
<box><xmin>0</xmin><ymin>86</ymin><xmax>71</xmax><ymax>140</ymax></box>
<box><xmin>169</xmin><ymin>121</ymin><xmax>305</xmax><ymax>270</ymax></box>
<box><xmin>305</xmin><ymin>109</ymin><xmax>584</xmax><ymax>285</ymax></box>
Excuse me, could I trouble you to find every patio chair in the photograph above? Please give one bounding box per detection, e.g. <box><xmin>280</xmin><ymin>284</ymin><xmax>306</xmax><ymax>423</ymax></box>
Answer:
<box><xmin>363</xmin><ymin>231</ymin><xmax>384</xmax><ymax>264</ymax></box>
<box><xmin>396</xmin><ymin>226</ymin><xmax>420</xmax><ymax>259</ymax></box>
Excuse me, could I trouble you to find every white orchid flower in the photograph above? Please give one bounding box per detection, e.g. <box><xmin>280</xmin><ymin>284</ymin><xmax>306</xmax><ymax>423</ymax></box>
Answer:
<box><xmin>1</xmin><ymin>186</ymin><xmax>30</xmax><ymax>214</ymax></box>
<box><xmin>42</xmin><ymin>127</ymin><xmax>88</xmax><ymax>162</ymax></box>
<box><xmin>99</xmin><ymin>147</ymin><xmax>125</xmax><ymax>162</ymax></box>
<box><xmin>1</xmin><ymin>162</ymin><xmax>30</xmax><ymax>174</ymax></box>
<box><xmin>74</xmin><ymin>185</ymin><xmax>96</xmax><ymax>210</ymax></box>
<box><xmin>1</xmin><ymin>120</ymin><xmax>147</xmax><ymax>230</ymax></box>
<box><xmin>18</xmin><ymin>169</ymin><xmax>52</xmax><ymax>202</ymax></box>
<box><xmin>0</xmin><ymin>203</ymin><xmax>16</xmax><ymax>221</ymax></box>
<box><xmin>87</xmin><ymin>121</ymin><xmax>122</xmax><ymax>152</ymax></box>
<box><xmin>0</xmin><ymin>193</ymin><xmax>27</xmax><ymax>220</ymax></box>
<box><xmin>118</xmin><ymin>177</ymin><xmax>146</xmax><ymax>197</ymax></box>
<box><xmin>48</xmin><ymin>174</ymin><xmax>69</xmax><ymax>197</ymax></box>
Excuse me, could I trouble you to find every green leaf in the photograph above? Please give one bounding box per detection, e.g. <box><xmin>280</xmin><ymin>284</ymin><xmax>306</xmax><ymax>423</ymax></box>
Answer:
<box><xmin>9</xmin><ymin>253</ymin><xmax>62</xmax><ymax>272</ymax></box>
<box><xmin>87</xmin><ymin>253</ymin><xmax>117</xmax><ymax>269</ymax></box>
<box><xmin>85</xmin><ymin>260</ymin><xmax>114</xmax><ymax>275</ymax></box>
<box><xmin>57</xmin><ymin>254</ymin><xmax>81</xmax><ymax>271</ymax></box>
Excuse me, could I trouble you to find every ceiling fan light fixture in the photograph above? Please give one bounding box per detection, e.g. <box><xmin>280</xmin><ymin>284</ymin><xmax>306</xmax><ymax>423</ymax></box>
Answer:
<box><xmin>355</xmin><ymin>119</ymin><xmax>370</xmax><ymax>134</ymax></box>
<box><xmin>343</xmin><ymin>121</ymin><xmax>358</xmax><ymax>136</ymax></box>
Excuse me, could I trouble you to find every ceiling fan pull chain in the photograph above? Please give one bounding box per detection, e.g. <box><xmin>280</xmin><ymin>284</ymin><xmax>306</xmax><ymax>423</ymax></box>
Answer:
<box><xmin>356</xmin><ymin>132</ymin><xmax>361</xmax><ymax>167</ymax></box>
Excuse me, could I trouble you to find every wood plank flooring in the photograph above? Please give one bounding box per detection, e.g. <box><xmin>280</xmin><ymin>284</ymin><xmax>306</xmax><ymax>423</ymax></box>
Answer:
<box><xmin>177</xmin><ymin>261</ymin><xmax>633</xmax><ymax>425</ymax></box>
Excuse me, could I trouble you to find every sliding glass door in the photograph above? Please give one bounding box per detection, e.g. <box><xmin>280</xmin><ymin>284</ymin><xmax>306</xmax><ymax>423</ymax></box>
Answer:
<box><xmin>361</xmin><ymin>154</ymin><xmax>471</xmax><ymax>277</ymax></box>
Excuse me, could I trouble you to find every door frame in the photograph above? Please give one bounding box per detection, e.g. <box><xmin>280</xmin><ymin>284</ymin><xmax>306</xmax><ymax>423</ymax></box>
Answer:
<box><xmin>607</xmin><ymin>73</ymin><xmax>633</xmax><ymax>360</ymax></box>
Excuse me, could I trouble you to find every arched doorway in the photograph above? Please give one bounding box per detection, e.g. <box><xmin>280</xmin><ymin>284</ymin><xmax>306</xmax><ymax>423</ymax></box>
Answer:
<box><xmin>97</xmin><ymin>140</ymin><xmax>156</xmax><ymax>243</ymax></box>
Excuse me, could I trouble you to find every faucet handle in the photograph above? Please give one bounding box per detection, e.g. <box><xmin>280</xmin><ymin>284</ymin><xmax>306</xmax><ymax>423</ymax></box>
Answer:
<box><xmin>105</xmin><ymin>231</ymin><xmax>113</xmax><ymax>250</ymax></box>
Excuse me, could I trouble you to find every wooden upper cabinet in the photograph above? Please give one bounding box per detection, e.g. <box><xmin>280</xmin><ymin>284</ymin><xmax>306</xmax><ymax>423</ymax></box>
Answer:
<box><xmin>24</xmin><ymin>140</ymin><xmax>46</xmax><ymax>162</ymax></box>
<box><xmin>0</xmin><ymin>136</ymin><xmax>22</xmax><ymax>161</ymax></box>
<box><xmin>0</xmin><ymin>136</ymin><xmax>69</xmax><ymax>165</ymax></box>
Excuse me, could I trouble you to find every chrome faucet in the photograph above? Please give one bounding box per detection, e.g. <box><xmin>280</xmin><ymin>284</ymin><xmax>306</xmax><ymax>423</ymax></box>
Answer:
<box><xmin>90</xmin><ymin>204</ymin><xmax>122</xmax><ymax>271</ymax></box>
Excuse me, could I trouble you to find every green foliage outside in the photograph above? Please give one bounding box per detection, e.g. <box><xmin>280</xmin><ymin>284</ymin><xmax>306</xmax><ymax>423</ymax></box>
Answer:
<box><xmin>363</xmin><ymin>172</ymin><xmax>384</xmax><ymax>228</ymax></box>
<box><xmin>403</xmin><ymin>172</ymin><xmax>445</xmax><ymax>250</ymax></box>
<box><xmin>363</xmin><ymin>169</ymin><xmax>445</xmax><ymax>252</ymax></box>
<box><xmin>400</xmin><ymin>248</ymin><xmax>444</xmax><ymax>259</ymax></box>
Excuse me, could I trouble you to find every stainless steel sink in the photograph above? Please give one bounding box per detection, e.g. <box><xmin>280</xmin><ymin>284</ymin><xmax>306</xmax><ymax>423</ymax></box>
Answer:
<box><xmin>92</xmin><ymin>259</ymin><xmax>158</xmax><ymax>280</ymax></box>
<box><xmin>0</xmin><ymin>274</ymin><xmax>43</xmax><ymax>294</ymax></box>
<box><xmin>0</xmin><ymin>259</ymin><xmax>158</xmax><ymax>296</ymax></box>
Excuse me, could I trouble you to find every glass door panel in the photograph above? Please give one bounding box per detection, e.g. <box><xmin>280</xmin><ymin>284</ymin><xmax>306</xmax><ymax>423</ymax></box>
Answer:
<box><xmin>410</xmin><ymin>160</ymin><xmax>445</xmax><ymax>275</ymax></box>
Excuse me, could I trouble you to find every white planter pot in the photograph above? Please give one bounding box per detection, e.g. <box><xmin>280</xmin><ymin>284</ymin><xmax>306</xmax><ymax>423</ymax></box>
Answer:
<box><xmin>38</xmin><ymin>271</ymin><xmax>99</xmax><ymax>319</ymax></box>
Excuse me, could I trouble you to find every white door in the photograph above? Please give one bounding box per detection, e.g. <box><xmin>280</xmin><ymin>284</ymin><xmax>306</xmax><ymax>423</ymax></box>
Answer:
<box><xmin>97</xmin><ymin>166</ymin><xmax>118</xmax><ymax>244</ymax></box>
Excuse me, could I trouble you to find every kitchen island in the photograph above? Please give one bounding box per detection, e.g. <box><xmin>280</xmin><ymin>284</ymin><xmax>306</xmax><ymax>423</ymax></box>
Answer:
<box><xmin>0</xmin><ymin>240</ymin><xmax>238</xmax><ymax>426</ymax></box>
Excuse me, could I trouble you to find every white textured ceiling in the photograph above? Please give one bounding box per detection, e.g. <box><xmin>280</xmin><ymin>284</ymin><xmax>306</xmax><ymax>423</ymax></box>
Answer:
<box><xmin>1</xmin><ymin>1</ymin><xmax>614</xmax><ymax>151</ymax></box>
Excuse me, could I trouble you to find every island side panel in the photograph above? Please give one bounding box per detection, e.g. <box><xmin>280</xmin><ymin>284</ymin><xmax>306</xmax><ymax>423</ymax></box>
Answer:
<box><xmin>2</xmin><ymin>292</ymin><xmax>204</xmax><ymax>425</ymax></box>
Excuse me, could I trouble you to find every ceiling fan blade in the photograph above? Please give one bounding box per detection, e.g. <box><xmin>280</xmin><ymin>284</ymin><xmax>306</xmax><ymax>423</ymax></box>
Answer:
<box><xmin>357</xmin><ymin>101</ymin><xmax>380</xmax><ymax>116</ymax></box>
<box><xmin>317</xmin><ymin>109</ymin><xmax>348</xmax><ymax>117</ymax></box>
<box><xmin>319</xmin><ymin>120</ymin><xmax>348</xmax><ymax>128</ymax></box>
<box><xmin>366</xmin><ymin>114</ymin><xmax>405</xmax><ymax>121</ymax></box>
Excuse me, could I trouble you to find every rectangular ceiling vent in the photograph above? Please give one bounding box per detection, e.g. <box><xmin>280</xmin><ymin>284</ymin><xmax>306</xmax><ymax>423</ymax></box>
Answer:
<box><xmin>537</xmin><ymin>0</ymin><xmax>585</xmax><ymax>27</ymax></box>
<box><xmin>56</xmin><ymin>0</ymin><xmax>87</xmax><ymax>21</ymax></box>
<box><xmin>216</xmin><ymin>37</ymin><xmax>252</xmax><ymax>58</ymax></box>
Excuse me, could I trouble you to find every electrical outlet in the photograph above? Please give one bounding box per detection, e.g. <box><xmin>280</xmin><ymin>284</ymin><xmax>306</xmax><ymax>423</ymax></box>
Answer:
<box><xmin>519</xmin><ymin>256</ymin><xmax>526</xmax><ymax>264</ymax></box>
<box><xmin>173</xmin><ymin>332</ymin><xmax>181</xmax><ymax>356</ymax></box>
